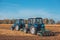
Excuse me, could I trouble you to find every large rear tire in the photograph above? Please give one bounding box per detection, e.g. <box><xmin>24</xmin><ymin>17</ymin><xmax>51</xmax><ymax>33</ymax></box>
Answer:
<box><xmin>30</xmin><ymin>26</ymin><xmax>37</xmax><ymax>35</ymax></box>
<box><xmin>15</xmin><ymin>25</ymin><xmax>20</xmax><ymax>31</ymax></box>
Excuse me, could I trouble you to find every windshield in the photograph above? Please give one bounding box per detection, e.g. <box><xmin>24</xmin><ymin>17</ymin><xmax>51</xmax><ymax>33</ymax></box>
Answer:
<box><xmin>36</xmin><ymin>19</ymin><xmax>43</xmax><ymax>24</ymax></box>
<box><xmin>15</xmin><ymin>19</ymin><xmax>24</xmax><ymax>24</ymax></box>
<box><xmin>28</xmin><ymin>18</ymin><xmax>43</xmax><ymax>24</ymax></box>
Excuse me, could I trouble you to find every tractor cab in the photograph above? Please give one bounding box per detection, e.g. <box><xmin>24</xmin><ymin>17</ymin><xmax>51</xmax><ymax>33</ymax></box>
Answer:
<box><xmin>28</xmin><ymin>18</ymin><xmax>45</xmax><ymax>28</ymax></box>
<box><xmin>28</xmin><ymin>18</ymin><xmax>43</xmax><ymax>24</ymax></box>
<box><xmin>15</xmin><ymin>19</ymin><xmax>24</xmax><ymax>25</ymax></box>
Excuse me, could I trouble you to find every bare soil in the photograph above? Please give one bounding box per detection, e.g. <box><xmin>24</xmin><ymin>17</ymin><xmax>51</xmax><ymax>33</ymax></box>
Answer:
<box><xmin>0</xmin><ymin>24</ymin><xmax>60</xmax><ymax>40</ymax></box>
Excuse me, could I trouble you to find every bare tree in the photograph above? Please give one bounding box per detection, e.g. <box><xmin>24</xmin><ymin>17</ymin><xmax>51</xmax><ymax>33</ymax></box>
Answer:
<box><xmin>56</xmin><ymin>21</ymin><xmax>60</xmax><ymax>24</ymax></box>
<box><xmin>43</xmin><ymin>18</ymin><xmax>49</xmax><ymax>24</ymax></box>
<box><xmin>48</xmin><ymin>19</ymin><xmax>55</xmax><ymax>24</ymax></box>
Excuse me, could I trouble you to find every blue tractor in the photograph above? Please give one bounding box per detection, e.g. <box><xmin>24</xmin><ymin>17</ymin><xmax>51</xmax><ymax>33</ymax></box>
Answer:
<box><xmin>11</xmin><ymin>19</ymin><xmax>25</xmax><ymax>31</ymax></box>
<box><xmin>23</xmin><ymin>18</ymin><xmax>45</xmax><ymax>34</ymax></box>
<box><xmin>23</xmin><ymin>18</ymin><xmax>54</xmax><ymax>36</ymax></box>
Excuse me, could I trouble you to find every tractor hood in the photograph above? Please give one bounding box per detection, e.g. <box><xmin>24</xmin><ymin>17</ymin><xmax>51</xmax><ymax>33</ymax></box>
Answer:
<box><xmin>34</xmin><ymin>23</ymin><xmax>45</xmax><ymax>28</ymax></box>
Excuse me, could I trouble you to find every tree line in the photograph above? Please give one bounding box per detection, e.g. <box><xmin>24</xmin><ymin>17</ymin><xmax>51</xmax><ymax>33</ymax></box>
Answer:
<box><xmin>0</xmin><ymin>18</ymin><xmax>60</xmax><ymax>24</ymax></box>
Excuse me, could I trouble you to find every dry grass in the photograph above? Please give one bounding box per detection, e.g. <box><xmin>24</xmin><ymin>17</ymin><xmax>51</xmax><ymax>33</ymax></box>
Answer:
<box><xmin>0</xmin><ymin>24</ymin><xmax>60</xmax><ymax>40</ymax></box>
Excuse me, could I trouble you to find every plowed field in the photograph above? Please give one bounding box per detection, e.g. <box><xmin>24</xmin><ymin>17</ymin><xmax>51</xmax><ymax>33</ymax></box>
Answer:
<box><xmin>0</xmin><ymin>24</ymin><xmax>60</xmax><ymax>40</ymax></box>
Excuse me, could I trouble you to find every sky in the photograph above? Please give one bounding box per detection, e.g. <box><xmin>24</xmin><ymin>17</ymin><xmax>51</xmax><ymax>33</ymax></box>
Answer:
<box><xmin>0</xmin><ymin>0</ymin><xmax>60</xmax><ymax>21</ymax></box>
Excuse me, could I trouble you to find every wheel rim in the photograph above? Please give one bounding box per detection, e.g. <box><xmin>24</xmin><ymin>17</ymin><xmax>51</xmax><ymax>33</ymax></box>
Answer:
<box><xmin>30</xmin><ymin>27</ymin><xmax>35</xmax><ymax>34</ymax></box>
<box><xmin>15</xmin><ymin>25</ymin><xmax>19</xmax><ymax>30</ymax></box>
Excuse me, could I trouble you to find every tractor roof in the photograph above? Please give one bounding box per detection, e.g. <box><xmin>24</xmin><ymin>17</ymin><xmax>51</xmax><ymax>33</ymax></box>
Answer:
<box><xmin>15</xmin><ymin>19</ymin><xmax>24</xmax><ymax>21</ymax></box>
<box><xmin>28</xmin><ymin>17</ymin><xmax>42</xmax><ymax>19</ymax></box>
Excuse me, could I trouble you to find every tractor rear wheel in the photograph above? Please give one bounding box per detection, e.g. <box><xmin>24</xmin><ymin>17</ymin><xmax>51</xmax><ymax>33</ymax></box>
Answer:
<box><xmin>30</xmin><ymin>26</ymin><xmax>37</xmax><ymax>35</ymax></box>
<box><xmin>15</xmin><ymin>25</ymin><xmax>20</xmax><ymax>31</ymax></box>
